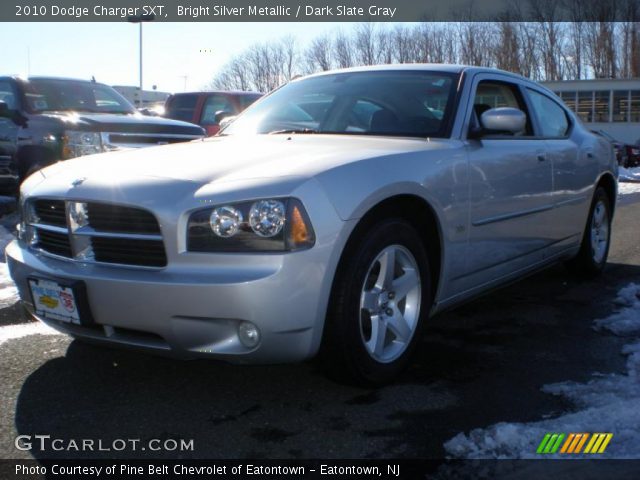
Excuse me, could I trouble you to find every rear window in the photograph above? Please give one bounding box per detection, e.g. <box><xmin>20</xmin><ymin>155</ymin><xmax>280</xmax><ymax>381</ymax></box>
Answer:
<box><xmin>165</xmin><ymin>94</ymin><xmax>199</xmax><ymax>122</ymax></box>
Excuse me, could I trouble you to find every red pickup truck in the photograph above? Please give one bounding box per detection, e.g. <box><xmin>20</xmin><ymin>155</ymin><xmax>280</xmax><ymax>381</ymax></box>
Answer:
<box><xmin>164</xmin><ymin>91</ymin><xmax>262</xmax><ymax>136</ymax></box>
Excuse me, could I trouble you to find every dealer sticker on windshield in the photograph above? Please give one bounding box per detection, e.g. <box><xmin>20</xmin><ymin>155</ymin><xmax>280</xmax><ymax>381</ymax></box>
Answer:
<box><xmin>29</xmin><ymin>278</ymin><xmax>81</xmax><ymax>324</ymax></box>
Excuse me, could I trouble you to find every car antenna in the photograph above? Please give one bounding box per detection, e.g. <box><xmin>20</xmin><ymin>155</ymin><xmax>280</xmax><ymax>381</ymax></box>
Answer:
<box><xmin>91</xmin><ymin>76</ymin><xmax>96</xmax><ymax>83</ymax></box>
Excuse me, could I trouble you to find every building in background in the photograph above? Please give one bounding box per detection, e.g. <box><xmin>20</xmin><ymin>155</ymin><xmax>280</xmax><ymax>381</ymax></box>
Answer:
<box><xmin>543</xmin><ymin>79</ymin><xmax>640</xmax><ymax>144</ymax></box>
<box><xmin>112</xmin><ymin>85</ymin><xmax>170</xmax><ymax>109</ymax></box>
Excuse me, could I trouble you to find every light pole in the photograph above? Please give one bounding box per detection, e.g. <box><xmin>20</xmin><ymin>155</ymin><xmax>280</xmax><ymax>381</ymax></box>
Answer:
<box><xmin>127</xmin><ymin>14</ymin><xmax>155</xmax><ymax>108</ymax></box>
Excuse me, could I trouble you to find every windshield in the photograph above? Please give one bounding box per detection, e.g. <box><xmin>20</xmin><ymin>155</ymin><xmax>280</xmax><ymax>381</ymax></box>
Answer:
<box><xmin>222</xmin><ymin>71</ymin><xmax>458</xmax><ymax>138</ymax></box>
<box><xmin>24</xmin><ymin>79</ymin><xmax>136</xmax><ymax>114</ymax></box>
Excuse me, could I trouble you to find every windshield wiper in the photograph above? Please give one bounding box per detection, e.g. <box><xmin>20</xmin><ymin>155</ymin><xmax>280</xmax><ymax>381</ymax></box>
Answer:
<box><xmin>268</xmin><ymin>128</ymin><xmax>318</xmax><ymax>135</ymax></box>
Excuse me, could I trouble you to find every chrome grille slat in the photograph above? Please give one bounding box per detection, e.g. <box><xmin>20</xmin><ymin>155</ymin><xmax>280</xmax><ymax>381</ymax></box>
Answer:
<box><xmin>33</xmin><ymin>199</ymin><xmax>67</xmax><ymax>227</ymax></box>
<box><xmin>28</xmin><ymin>199</ymin><xmax>167</xmax><ymax>268</ymax></box>
<box><xmin>101</xmin><ymin>132</ymin><xmax>201</xmax><ymax>150</ymax></box>
<box><xmin>36</xmin><ymin>229</ymin><xmax>73</xmax><ymax>258</ymax></box>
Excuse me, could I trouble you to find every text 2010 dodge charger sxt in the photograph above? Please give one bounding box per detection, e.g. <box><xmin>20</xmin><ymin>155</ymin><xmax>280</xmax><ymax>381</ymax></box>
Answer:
<box><xmin>7</xmin><ymin>65</ymin><xmax>617</xmax><ymax>384</ymax></box>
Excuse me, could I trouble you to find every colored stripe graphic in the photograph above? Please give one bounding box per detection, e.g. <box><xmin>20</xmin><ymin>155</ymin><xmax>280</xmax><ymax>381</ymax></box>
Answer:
<box><xmin>536</xmin><ymin>434</ymin><xmax>552</xmax><ymax>454</ymax></box>
<box><xmin>560</xmin><ymin>433</ymin><xmax>575</xmax><ymax>453</ymax></box>
<box><xmin>537</xmin><ymin>433</ymin><xmax>565</xmax><ymax>454</ymax></box>
<box><xmin>574</xmin><ymin>433</ymin><xmax>589</xmax><ymax>453</ymax></box>
<box><xmin>585</xmin><ymin>433</ymin><xmax>613</xmax><ymax>454</ymax></box>
<box><xmin>538</xmin><ymin>433</ymin><xmax>612</xmax><ymax>454</ymax></box>
<box><xmin>597</xmin><ymin>433</ymin><xmax>613</xmax><ymax>453</ymax></box>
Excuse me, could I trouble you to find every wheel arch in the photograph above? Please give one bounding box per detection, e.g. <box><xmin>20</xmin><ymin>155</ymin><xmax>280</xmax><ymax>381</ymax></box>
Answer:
<box><xmin>330</xmin><ymin>194</ymin><xmax>443</xmax><ymax>308</ymax></box>
<box><xmin>595</xmin><ymin>172</ymin><xmax>617</xmax><ymax>216</ymax></box>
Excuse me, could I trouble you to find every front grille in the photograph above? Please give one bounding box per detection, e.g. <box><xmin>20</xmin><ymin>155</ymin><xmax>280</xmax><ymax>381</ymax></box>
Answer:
<box><xmin>107</xmin><ymin>134</ymin><xmax>191</xmax><ymax>146</ymax></box>
<box><xmin>29</xmin><ymin>199</ymin><xmax>166</xmax><ymax>268</ymax></box>
<box><xmin>86</xmin><ymin>203</ymin><xmax>160</xmax><ymax>234</ymax></box>
<box><xmin>102</xmin><ymin>132</ymin><xmax>201</xmax><ymax>149</ymax></box>
<box><xmin>34</xmin><ymin>199</ymin><xmax>67</xmax><ymax>227</ymax></box>
<box><xmin>37</xmin><ymin>229</ymin><xmax>72</xmax><ymax>257</ymax></box>
<box><xmin>92</xmin><ymin>237</ymin><xmax>166</xmax><ymax>267</ymax></box>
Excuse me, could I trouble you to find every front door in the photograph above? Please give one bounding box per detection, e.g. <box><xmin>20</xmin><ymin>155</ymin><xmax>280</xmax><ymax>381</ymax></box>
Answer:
<box><xmin>461</xmin><ymin>77</ymin><xmax>554</xmax><ymax>288</ymax></box>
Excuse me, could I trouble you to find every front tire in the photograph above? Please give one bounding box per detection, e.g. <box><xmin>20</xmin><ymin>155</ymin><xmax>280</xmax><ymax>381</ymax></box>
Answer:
<box><xmin>566</xmin><ymin>187</ymin><xmax>612</xmax><ymax>277</ymax></box>
<box><xmin>320</xmin><ymin>219</ymin><xmax>431</xmax><ymax>385</ymax></box>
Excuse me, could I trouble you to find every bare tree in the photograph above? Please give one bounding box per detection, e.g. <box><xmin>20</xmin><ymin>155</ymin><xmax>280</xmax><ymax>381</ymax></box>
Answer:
<box><xmin>210</xmin><ymin>15</ymin><xmax>634</xmax><ymax>91</ymax></box>
<box><xmin>619</xmin><ymin>0</ymin><xmax>640</xmax><ymax>77</ymax></box>
<box><xmin>353</xmin><ymin>23</ymin><xmax>378</xmax><ymax>66</ymax></box>
<box><xmin>529</xmin><ymin>0</ymin><xmax>567</xmax><ymax>80</ymax></box>
<box><xmin>493</xmin><ymin>21</ymin><xmax>521</xmax><ymax>74</ymax></box>
<box><xmin>304</xmin><ymin>35</ymin><xmax>333</xmax><ymax>72</ymax></box>
<box><xmin>582</xmin><ymin>0</ymin><xmax>619</xmax><ymax>78</ymax></box>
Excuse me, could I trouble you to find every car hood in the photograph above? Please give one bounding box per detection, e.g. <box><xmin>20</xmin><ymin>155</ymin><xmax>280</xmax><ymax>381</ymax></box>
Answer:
<box><xmin>40</xmin><ymin>111</ymin><xmax>204</xmax><ymax>135</ymax></box>
<box><xmin>39</xmin><ymin>134</ymin><xmax>452</xmax><ymax>187</ymax></box>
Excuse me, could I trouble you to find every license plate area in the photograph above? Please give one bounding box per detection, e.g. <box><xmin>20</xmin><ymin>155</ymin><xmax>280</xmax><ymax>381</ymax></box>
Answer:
<box><xmin>28</xmin><ymin>277</ymin><xmax>94</xmax><ymax>325</ymax></box>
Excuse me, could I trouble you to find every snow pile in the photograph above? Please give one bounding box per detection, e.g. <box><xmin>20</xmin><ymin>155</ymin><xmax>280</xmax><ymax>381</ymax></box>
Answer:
<box><xmin>618</xmin><ymin>182</ymin><xmax>640</xmax><ymax>196</ymax></box>
<box><xmin>444</xmin><ymin>283</ymin><xmax>640</xmax><ymax>459</ymax></box>
<box><xmin>619</xmin><ymin>166</ymin><xmax>640</xmax><ymax>183</ymax></box>
<box><xmin>0</xmin><ymin>321</ymin><xmax>60</xmax><ymax>345</ymax></box>
<box><xmin>0</xmin><ymin>223</ymin><xmax>19</xmax><ymax>307</ymax></box>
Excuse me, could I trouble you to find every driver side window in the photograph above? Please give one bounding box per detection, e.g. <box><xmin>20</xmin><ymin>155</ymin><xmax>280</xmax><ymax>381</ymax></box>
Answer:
<box><xmin>473</xmin><ymin>81</ymin><xmax>533</xmax><ymax>137</ymax></box>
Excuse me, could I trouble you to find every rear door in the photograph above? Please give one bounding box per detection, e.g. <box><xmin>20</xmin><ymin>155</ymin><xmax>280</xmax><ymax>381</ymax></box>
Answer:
<box><xmin>524</xmin><ymin>87</ymin><xmax>589</xmax><ymax>255</ymax></box>
<box><xmin>461</xmin><ymin>75</ymin><xmax>554</xmax><ymax>287</ymax></box>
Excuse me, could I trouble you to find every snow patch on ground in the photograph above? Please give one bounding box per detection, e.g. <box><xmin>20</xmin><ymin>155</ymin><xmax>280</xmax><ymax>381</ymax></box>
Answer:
<box><xmin>444</xmin><ymin>283</ymin><xmax>640</xmax><ymax>459</ymax></box>
<box><xmin>619</xmin><ymin>166</ymin><xmax>640</xmax><ymax>183</ymax></box>
<box><xmin>618</xmin><ymin>182</ymin><xmax>640</xmax><ymax>196</ymax></box>
<box><xmin>0</xmin><ymin>262</ymin><xmax>19</xmax><ymax>308</ymax></box>
<box><xmin>0</xmin><ymin>219</ymin><xmax>19</xmax><ymax>308</ymax></box>
<box><xmin>0</xmin><ymin>321</ymin><xmax>61</xmax><ymax>345</ymax></box>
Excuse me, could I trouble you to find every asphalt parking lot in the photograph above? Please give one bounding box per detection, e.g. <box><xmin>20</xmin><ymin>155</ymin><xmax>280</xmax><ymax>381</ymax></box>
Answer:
<box><xmin>1</xmin><ymin>190</ymin><xmax>639</xmax><ymax>461</ymax></box>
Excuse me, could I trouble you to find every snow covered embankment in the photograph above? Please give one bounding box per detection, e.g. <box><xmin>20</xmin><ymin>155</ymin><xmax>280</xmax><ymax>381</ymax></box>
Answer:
<box><xmin>444</xmin><ymin>283</ymin><xmax>640</xmax><ymax>459</ymax></box>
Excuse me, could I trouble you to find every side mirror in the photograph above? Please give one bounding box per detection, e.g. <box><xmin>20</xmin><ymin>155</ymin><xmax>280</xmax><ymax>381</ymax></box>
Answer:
<box><xmin>214</xmin><ymin>110</ymin><xmax>233</xmax><ymax>125</ymax></box>
<box><xmin>479</xmin><ymin>107</ymin><xmax>526</xmax><ymax>135</ymax></box>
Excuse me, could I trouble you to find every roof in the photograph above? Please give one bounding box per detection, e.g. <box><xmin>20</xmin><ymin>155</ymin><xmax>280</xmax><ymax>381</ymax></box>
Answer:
<box><xmin>171</xmin><ymin>91</ymin><xmax>263</xmax><ymax>96</ymax></box>
<box><xmin>302</xmin><ymin>63</ymin><xmax>529</xmax><ymax>82</ymax></box>
<box><xmin>25</xmin><ymin>76</ymin><xmax>108</xmax><ymax>86</ymax></box>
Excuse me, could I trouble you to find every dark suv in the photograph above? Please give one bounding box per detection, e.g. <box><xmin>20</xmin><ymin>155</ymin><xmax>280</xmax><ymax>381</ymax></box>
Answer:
<box><xmin>164</xmin><ymin>91</ymin><xmax>262</xmax><ymax>136</ymax></box>
<box><xmin>0</xmin><ymin>76</ymin><xmax>204</xmax><ymax>191</ymax></box>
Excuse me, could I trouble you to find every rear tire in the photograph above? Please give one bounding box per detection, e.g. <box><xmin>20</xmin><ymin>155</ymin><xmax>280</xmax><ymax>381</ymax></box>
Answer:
<box><xmin>565</xmin><ymin>187</ymin><xmax>612</xmax><ymax>277</ymax></box>
<box><xmin>320</xmin><ymin>219</ymin><xmax>431</xmax><ymax>386</ymax></box>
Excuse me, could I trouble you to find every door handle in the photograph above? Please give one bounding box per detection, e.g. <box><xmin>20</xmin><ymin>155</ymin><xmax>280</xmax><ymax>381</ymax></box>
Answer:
<box><xmin>537</xmin><ymin>154</ymin><xmax>547</xmax><ymax>162</ymax></box>
<box><xmin>586</xmin><ymin>152</ymin><xmax>594</xmax><ymax>159</ymax></box>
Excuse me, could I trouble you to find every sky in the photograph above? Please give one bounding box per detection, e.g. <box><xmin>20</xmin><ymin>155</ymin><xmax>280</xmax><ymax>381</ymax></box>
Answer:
<box><xmin>0</xmin><ymin>22</ymin><xmax>378</xmax><ymax>93</ymax></box>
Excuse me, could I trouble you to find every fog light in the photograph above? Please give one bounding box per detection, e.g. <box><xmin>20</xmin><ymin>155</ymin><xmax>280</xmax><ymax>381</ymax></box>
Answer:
<box><xmin>238</xmin><ymin>321</ymin><xmax>260</xmax><ymax>348</ymax></box>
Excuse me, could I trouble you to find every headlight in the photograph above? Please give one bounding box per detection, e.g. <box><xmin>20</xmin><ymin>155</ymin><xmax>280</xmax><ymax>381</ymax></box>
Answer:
<box><xmin>62</xmin><ymin>130</ymin><xmax>103</xmax><ymax>159</ymax></box>
<box><xmin>187</xmin><ymin>198</ymin><xmax>315</xmax><ymax>252</ymax></box>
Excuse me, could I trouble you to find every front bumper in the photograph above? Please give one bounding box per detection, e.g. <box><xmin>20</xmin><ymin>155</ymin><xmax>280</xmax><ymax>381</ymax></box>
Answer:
<box><xmin>6</xmin><ymin>239</ymin><xmax>335</xmax><ymax>363</ymax></box>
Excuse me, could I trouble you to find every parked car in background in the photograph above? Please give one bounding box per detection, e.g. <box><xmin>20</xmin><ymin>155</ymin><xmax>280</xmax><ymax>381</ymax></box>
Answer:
<box><xmin>8</xmin><ymin>65</ymin><xmax>617</xmax><ymax>385</ymax></box>
<box><xmin>0</xmin><ymin>76</ymin><xmax>204</xmax><ymax>192</ymax></box>
<box><xmin>592</xmin><ymin>130</ymin><xmax>627</xmax><ymax>166</ymax></box>
<box><xmin>164</xmin><ymin>91</ymin><xmax>262</xmax><ymax>136</ymax></box>
<box><xmin>625</xmin><ymin>141</ymin><xmax>640</xmax><ymax>167</ymax></box>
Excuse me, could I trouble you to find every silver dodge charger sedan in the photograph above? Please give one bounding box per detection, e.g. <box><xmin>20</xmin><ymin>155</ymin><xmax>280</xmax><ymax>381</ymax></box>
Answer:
<box><xmin>7</xmin><ymin>65</ymin><xmax>617</xmax><ymax>384</ymax></box>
